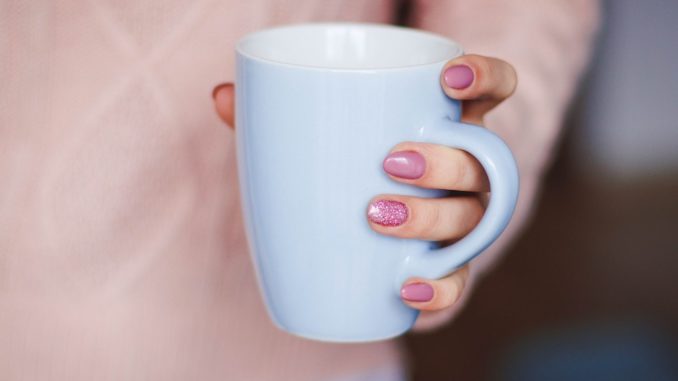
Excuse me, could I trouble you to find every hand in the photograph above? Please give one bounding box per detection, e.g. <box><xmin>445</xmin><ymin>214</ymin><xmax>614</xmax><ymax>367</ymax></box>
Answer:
<box><xmin>368</xmin><ymin>55</ymin><xmax>517</xmax><ymax>323</ymax></box>
<box><xmin>212</xmin><ymin>54</ymin><xmax>517</xmax><ymax>323</ymax></box>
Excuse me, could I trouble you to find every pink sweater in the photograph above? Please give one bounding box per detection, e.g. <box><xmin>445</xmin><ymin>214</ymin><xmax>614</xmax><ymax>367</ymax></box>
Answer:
<box><xmin>0</xmin><ymin>1</ymin><xmax>598</xmax><ymax>380</ymax></box>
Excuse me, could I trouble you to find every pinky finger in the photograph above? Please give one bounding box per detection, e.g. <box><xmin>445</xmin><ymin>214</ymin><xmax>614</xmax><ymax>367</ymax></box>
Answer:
<box><xmin>400</xmin><ymin>266</ymin><xmax>470</xmax><ymax>311</ymax></box>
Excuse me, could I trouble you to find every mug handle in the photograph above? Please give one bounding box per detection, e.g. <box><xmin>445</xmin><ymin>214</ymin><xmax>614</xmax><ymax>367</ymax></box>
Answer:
<box><xmin>400</xmin><ymin>117</ymin><xmax>519</xmax><ymax>281</ymax></box>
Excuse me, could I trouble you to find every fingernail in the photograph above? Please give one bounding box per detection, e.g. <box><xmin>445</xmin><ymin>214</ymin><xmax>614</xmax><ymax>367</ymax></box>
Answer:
<box><xmin>401</xmin><ymin>282</ymin><xmax>434</xmax><ymax>302</ymax></box>
<box><xmin>367</xmin><ymin>199</ymin><xmax>408</xmax><ymax>227</ymax></box>
<box><xmin>212</xmin><ymin>83</ymin><xmax>231</xmax><ymax>99</ymax></box>
<box><xmin>383</xmin><ymin>150</ymin><xmax>425</xmax><ymax>179</ymax></box>
<box><xmin>444</xmin><ymin>65</ymin><xmax>474</xmax><ymax>89</ymax></box>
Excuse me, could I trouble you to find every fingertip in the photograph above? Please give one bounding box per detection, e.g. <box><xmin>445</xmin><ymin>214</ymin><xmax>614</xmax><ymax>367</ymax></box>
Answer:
<box><xmin>383</xmin><ymin>149</ymin><xmax>426</xmax><ymax>180</ymax></box>
<box><xmin>212</xmin><ymin>82</ymin><xmax>232</xmax><ymax>99</ymax></box>
<box><xmin>440</xmin><ymin>55</ymin><xmax>480</xmax><ymax>98</ymax></box>
<box><xmin>212</xmin><ymin>82</ymin><xmax>235</xmax><ymax>128</ymax></box>
<box><xmin>401</xmin><ymin>281</ymin><xmax>435</xmax><ymax>303</ymax></box>
<box><xmin>443</xmin><ymin>64</ymin><xmax>475</xmax><ymax>90</ymax></box>
<box><xmin>441</xmin><ymin>55</ymin><xmax>517</xmax><ymax>102</ymax></box>
<box><xmin>366</xmin><ymin>196</ymin><xmax>409</xmax><ymax>228</ymax></box>
<box><xmin>401</xmin><ymin>269</ymin><xmax>469</xmax><ymax>311</ymax></box>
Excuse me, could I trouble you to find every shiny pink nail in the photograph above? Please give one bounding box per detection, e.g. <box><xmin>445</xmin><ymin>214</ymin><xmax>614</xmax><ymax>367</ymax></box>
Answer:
<box><xmin>367</xmin><ymin>200</ymin><xmax>408</xmax><ymax>227</ymax></box>
<box><xmin>444</xmin><ymin>65</ymin><xmax>474</xmax><ymax>89</ymax></box>
<box><xmin>401</xmin><ymin>282</ymin><xmax>434</xmax><ymax>302</ymax></box>
<box><xmin>383</xmin><ymin>151</ymin><xmax>425</xmax><ymax>179</ymax></box>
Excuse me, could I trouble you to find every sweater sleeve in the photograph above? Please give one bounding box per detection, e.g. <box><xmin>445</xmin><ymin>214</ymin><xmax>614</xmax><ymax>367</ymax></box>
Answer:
<box><xmin>408</xmin><ymin>0</ymin><xmax>601</xmax><ymax>332</ymax></box>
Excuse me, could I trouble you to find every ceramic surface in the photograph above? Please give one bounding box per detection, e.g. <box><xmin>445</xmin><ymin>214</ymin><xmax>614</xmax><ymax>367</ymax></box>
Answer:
<box><xmin>235</xmin><ymin>23</ymin><xmax>519</xmax><ymax>342</ymax></box>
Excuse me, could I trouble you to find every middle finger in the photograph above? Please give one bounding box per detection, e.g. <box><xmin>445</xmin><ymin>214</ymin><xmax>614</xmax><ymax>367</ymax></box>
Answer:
<box><xmin>383</xmin><ymin>141</ymin><xmax>490</xmax><ymax>192</ymax></box>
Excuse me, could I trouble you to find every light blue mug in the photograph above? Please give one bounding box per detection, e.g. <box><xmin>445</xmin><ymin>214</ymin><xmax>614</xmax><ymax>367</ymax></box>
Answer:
<box><xmin>235</xmin><ymin>23</ymin><xmax>519</xmax><ymax>342</ymax></box>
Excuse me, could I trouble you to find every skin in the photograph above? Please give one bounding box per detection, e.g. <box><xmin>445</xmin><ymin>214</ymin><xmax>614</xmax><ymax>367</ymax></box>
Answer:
<box><xmin>213</xmin><ymin>54</ymin><xmax>517</xmax><ymax>318</ymax></box>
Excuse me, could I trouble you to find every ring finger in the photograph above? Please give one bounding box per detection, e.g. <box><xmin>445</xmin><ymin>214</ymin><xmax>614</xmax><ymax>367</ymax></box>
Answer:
<box><xmin>366</xmin><ymin>194</ymin><xmax>484</xmax><ymax>242</ymax></box>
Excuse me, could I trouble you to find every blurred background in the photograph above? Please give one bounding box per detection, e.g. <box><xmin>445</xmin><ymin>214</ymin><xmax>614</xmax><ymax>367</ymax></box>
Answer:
<box><xmin>405</xmin><ymin>0</ymin><xmax>678</xmax><ymax>379</ymax></box>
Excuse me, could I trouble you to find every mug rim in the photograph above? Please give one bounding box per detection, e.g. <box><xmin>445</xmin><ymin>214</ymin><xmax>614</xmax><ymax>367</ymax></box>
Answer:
<box><xmin>235</xmin><ymin>22</ymin><xmax>464</xmax><ymax>72</ymax></box>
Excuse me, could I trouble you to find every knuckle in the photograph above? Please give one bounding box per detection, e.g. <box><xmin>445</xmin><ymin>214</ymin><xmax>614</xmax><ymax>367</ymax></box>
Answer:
<box><xmin>472</xmin><ymin>57</ymin><xmax>493</xmax><ymax>83</ymax></box>
<box><xmin>435</xmin><ymin>282</ymin><xmax>460</xmax><ymax>308</ymax></box>
<box><xmin>456</xmin><ymin>197</ymin><xmax>484</xmax><ymax>235</ymax></box>
<box><xmin>411</xmin><ymin>201</ymin><xmax>441</xmax><ymax>238</ymax></box>
<box><xmin>445</xmin><ymin>155</ymin><xmax>467</xmax><ymax>189</ymax></box>
<box><xmin>499</xmin><ymin>61</ymin><xmax>518</xmax><ymax>97</ymax></box>
<box><xmin>494</xmin><ymin>59</ymin><xmax>518</xmax><ymax>98</ymax></box>
<box><xmin>469</xmin><ymin>197</ymin><xmax>485</xmax><ymax>224</ymax></box>
<box><xmin>449</xmin><ymin>275</ymin><xmax>466</xmax><ymax>302</ymax></box>
<box><xmin>470</xmin><ymin>56</ymin><xmax>516</xmax><ymax>99</ymax></box>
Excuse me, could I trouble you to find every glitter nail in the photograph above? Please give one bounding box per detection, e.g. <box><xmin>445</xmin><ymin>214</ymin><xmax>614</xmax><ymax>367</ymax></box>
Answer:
<box><xmin>367</xmin><ymin>199</ymin><xmax>408</xmax><ymax>227</ymax></box>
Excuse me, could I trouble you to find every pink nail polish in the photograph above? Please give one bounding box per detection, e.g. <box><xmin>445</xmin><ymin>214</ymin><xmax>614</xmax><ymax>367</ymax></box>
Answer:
<box><xmin>401</xmin><ymin>282</ymin><xmax>434</xmax><ymax>302</ymax></box>
<box><xmin>383</xmin><ymin>151</ymin><xmax>425</xmax><ymax>179</ymax></box>
<box><xmin>367</xmin><ymin>200</ymin><xmax>408</xmax><ymax>227</ymax></box>
<box><xmin>444</xmin><ymin>65</ymin><xmax>474</xmax><ymax>89</ymax></box>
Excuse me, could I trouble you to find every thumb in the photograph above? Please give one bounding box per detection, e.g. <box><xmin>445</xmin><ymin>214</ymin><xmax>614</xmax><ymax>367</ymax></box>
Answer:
<box><xmin>212</xmin><ymin>83</ymin><xmax>235</xmax><ymax>128</ymax></box>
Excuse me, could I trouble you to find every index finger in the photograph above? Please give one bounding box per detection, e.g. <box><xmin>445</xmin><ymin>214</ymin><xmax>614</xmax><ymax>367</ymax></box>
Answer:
<box><xmin>440</xmin><ymin>54</ymin><xmax>518</xmax><ymax>124</ymax></box>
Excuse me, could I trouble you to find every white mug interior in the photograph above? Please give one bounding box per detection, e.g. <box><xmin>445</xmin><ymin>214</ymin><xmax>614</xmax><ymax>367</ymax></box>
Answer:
<box><xmin>236</xmin><ymin>23</ymin><xmax>462</xmax><ymax>70</ymax></box>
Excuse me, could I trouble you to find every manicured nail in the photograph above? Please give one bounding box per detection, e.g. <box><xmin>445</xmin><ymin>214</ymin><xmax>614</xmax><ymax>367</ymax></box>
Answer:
<box><xmin>383</xmin><ymin>150</ymin><xmax>425</xmax><ymax>179</ymax></box>
<box><xmin>212</xmin><ymin>83</ymin><xmax>231</xmax><ymax>99</ymax></box>
<box><xmin>401</xmin><ymin>282</ymin><xmax>434</xmax><ymax>302</ymax></box>
<box><xmin>444</xmin><ymin>65</ymin><xmax>474</xmax><ymax>89</ymax></box>
<box><xmin>367</xmin><ymin>199</ymin><xmax>408</xmax><ymax>227</ymax></box>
